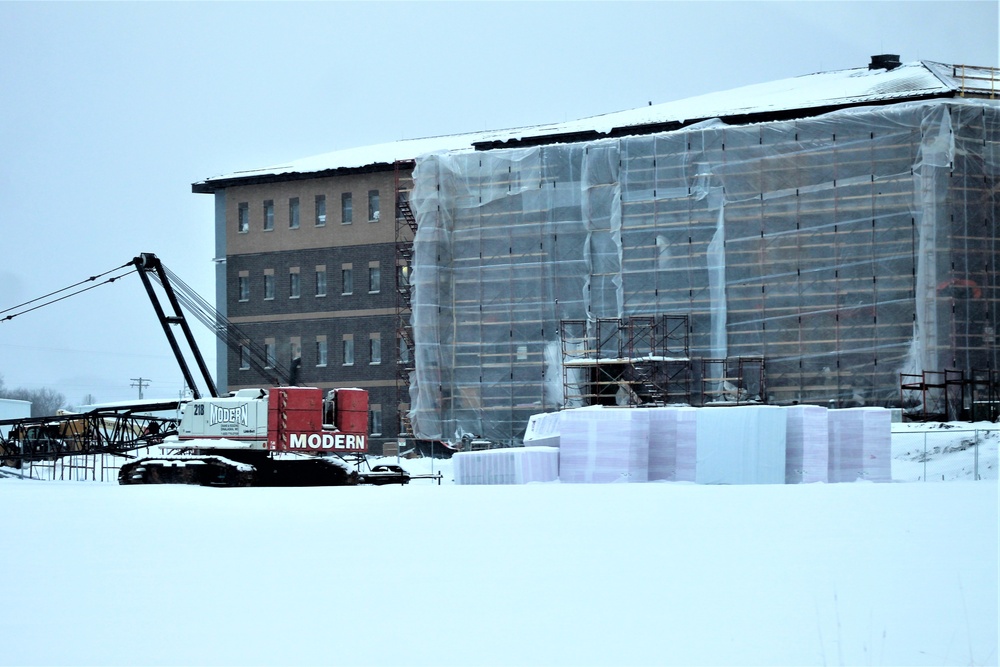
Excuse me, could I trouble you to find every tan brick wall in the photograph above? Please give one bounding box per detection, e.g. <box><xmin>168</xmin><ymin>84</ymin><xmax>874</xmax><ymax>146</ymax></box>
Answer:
<box><xmin>225</xmin><ymin>170</ymin><xmax>398</xmax><ymax>255</ymax></box>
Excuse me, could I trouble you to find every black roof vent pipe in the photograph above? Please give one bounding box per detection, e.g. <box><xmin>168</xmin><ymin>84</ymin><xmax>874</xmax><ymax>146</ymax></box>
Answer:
<box><xmin>869</xmin><ymin>54</ymin><xmax>902</xmax><ymax>71</ymax></box>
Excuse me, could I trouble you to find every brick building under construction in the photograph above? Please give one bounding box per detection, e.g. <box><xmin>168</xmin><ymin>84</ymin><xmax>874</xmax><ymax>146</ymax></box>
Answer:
<box><xmin>196</xmin><ymin>57</ymin><xmax>999</xmax><ymax>450</ymax></box>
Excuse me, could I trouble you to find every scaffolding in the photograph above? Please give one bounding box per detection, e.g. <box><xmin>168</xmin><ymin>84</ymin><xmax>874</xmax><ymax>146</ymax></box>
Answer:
<box><xmin>410</xmin><ymin>99</ymin><xmax>1000</xmax><ymax>445</ymax></box>
<box><xmin>699</xmin><ymin>356</ymin><xmax>766</xmax><ymax>406</ymax></box>
<box><xmin>561</xmin><ymin>315</ymin><xmax>691</xmax><ymax>408</ymax></box>
<box><xmin>393</xmin><ymin>160</ymin><xmax>416</xmax><ymax>455</ymax></box>
<box><xmin>901</xmin><ymin>368</ymin><xmax>1000</xmax><ymax>421</ymax></box>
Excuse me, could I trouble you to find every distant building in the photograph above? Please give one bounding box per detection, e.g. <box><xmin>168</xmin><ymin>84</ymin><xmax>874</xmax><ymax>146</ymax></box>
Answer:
<box><xmin>194</xmin><ymin>57</ymin><xmax>999</xmax><ymax>449</ymax></box>
<box><xmin>0</xmin><ymin>398</ymin><xmax>31</xmax><ymax>438</ymax></box>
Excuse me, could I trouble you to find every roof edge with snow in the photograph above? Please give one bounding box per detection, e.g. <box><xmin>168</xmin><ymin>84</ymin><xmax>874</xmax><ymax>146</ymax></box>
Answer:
<box><xmin>192</xmin><ymin>59</ymin><xmax>997</xmax><ymax>194</ymax></box>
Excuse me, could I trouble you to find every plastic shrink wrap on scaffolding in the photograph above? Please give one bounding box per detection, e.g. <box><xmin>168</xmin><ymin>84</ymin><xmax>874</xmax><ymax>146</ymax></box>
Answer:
<box><xmin>410</xmin><ymin>99</ymin><xmax>1000</xmax><ymax>446</ymax></box>
<box><xmin>648</xmin><ymin>406</ymin><xmax>698</xmax><ymax>481</ymax></box>
<box><xmin>693</xmin><ymin>405</ymin><xmax>787</xmax><ymax>484</ymax></box>
<box><xmin>828</xmin><ymin>407</ymin><xmax>892</xmax><ymax>482</ymax></box>
<box><xmin>784</xmin><ymin>405</ymin><xmax>830</xmax><ymax>483</ymax></box>
<box><xmin>558</xmin><ymin>407</ymin><xmax>649</xmax><ymax>483</ymax></box>
<box><xmin>453</xmin><ymin>446</ymin><xmax>560</xmax><ymax>485</ymax></box>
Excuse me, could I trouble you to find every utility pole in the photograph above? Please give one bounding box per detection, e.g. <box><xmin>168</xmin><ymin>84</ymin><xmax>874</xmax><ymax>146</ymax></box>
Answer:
<box><xmin>131</xmin><ymin>377</ymin><xmax>149</xmax><ymax>400</ymax></box>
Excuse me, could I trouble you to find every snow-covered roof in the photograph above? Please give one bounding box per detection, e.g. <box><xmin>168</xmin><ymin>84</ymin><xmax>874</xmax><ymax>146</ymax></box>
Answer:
<box><xmin>192</xmin><ymin>59</ymin><xmax>994</xmax><ymax>192</ymax></box>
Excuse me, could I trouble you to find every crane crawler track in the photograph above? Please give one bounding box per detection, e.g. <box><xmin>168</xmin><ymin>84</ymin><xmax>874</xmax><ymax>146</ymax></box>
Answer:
<box><xmin>119</xmin><ymin>455</ymin><xmax>255</xmax><ymax>487</ymax></box>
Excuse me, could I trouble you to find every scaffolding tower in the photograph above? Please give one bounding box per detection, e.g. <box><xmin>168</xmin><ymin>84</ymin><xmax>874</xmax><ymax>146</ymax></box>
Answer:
<box><xmin>393</xmin><ymin>160</ymin><xmax>416</xmax><ymax>454</ymax></box>
<box><xmin>561</xmin><ymin>315</ymin><xmax>691</xmax><ymax>407</ymax></box>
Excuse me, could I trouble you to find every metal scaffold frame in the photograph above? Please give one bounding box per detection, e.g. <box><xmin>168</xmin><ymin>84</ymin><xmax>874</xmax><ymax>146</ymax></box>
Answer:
<box><xmin>699</xmin><ymin>356</ymin><xmax>766</xmax><ymax>406</ymax></box>
<box><xmin>561</xmin><ymin>315</ymin><xmax>691</xmax><ymax>408</ymax></box>
<box><xmin>393</xmin><ymin>160</ymin><xmax>417</xmax><ymax>455</ymax></box>
<box><xmin>901</xmin><ymin>368</ymin><xmax>1000</xmax><ymax>421</ymax></box>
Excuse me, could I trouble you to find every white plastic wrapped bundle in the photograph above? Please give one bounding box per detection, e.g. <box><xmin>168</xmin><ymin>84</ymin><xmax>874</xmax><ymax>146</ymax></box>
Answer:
<box><xmin>783</xmin><ymin>405</ymin><xmax>830</xmax><ymax>483</ymax></box>
<box><xmin>452</xmin><ymin>446</ymin><xmax>560</xmax><ymax>485</ymax></box>
<box><xmin>694</xmin><ymin>406</ymin><xmax>787</xmax><ymax>484</ymax></box>
<box><xmin>523</xmin><ymin>411</ymin><xmax>563</xmax><ymax>448</ymax></box>
<box><xmin>827</xmin><ymin>407</ymin><xmax>892</xmax><ymax>482</ymax></box>
<box><xmin>559</xmin><ymin>407</ymin><xmax>649</xmax><ymax>483</ymax></box>
<box><xmin>648</xmin><ymin>406</ymin><xmax>698</xmax><ymax>482</ymax></box>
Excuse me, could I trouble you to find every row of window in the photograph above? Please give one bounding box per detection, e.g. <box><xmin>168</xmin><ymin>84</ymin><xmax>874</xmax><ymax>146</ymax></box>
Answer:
<box><xmin>240</xmin><ymin>333</ymin><xmax>410</xmax><ymax>371</ymax></box>
<box><xmin>237</xmin><ymin>191</ymin><xmax>380</xmax><ymax>233</ymax></box>
<box><xmin>237</xmin><ymin>264</ymin><xmax>384</xmax><ymax>302</ymax></box>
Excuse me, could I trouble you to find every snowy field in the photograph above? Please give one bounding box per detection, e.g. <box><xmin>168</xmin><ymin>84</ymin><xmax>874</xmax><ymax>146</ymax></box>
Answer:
<box><xmin>1</xmin><ymin>424</ymin><xmax>997</xmax><ymax>666</ymax></box>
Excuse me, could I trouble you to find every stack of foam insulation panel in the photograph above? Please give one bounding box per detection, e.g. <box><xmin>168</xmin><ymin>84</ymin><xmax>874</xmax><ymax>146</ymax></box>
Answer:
<box><xmin>559</xmin><ymin>406</ymin><xmax>649</xmax><ymax>483</ymax></box>
<box><xmin>827</xmin><ymin>407</ymin><xmax>892</xmax><ymax>482</ymax></box>
<box><xmin>693</xmin><ymin>405</ymin><xmax>787</xmax><ymax>484</ymax></box>
<box><xmin>453</xmin><ymin>446</ymin><xmax>560</xmax><ymax>485</ymax></box>
<box><xmin>783</xmin><ymin>405</ymin><xmax>830</xmax><ymax>483</ymax></box>
<box><xmin>648</xmin><ymin>406</ymin><xmax>698</xmax><ymax>482</ymax></box>
<box><xmin>523</xmin><ymin>411</ymin><xmax>562</xmax><ymax>449</ymax></box>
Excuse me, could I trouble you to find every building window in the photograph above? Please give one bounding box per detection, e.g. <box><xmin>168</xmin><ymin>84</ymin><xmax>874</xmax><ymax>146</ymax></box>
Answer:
<box><xmin>343</xmin><ymin>335</ymin><xmax>354</xmax><ymax>366</ymax></box>
<box><xmin>368</xmin><ymin>190</ymin><xmax>380</xmax><ymax>221</ymax></box>
<box><xmin>315</xmin><ymin>267</ymin><xmax>327</xmax><ymax>297</ymax></box>
<box><xmin>263</xmin><ymin>200</ymin><xmax>274</xmax><ymax>231</ymax></box>
<box><xmin>397</xmin><ymin>263</ymin><xmax>410</xmax><ymax>288</ymax></box>
<box><xmin>238</xmin><ymin>272</ymin><xmax>249</xmax><ymax>302</ymax></box>
<box><xmin>316</xmin><ymin>336</ymin><xmax>328</xmax><ymax>367</ymax></box>
<box><xmin>264</xmin><ymin>339</ymin><xmax>276</xmax><ymax>369</ymax></box>
<box><xmin>289</xmin><ymin>197</ymin><xmax>300</xmax><ymax>229</ymax></box>
<box><xmin>237</xmin><ymin>203</ymin><xmax>249</xmax><ymax>233</ymax></box>
<box><xmin>398</xmin><ymin>334</ymin><xmax>410</xmax><ymax>364</ymax></box>
<box><xmin>342</xmin><ymin>264</ymin><xmax>353</xmax><ymax>295</ymax></box>
<box><xmin>369</xmin><ymin>333</ymin><xmax>381</xmax><ymax>365</ymax></box>
<box><xmin>368</xmin><ymin>262</ymin><xmax>380</xmax><ymax>293</ymax></box>
<box><xmin>315</xmin><ymin>195</ymin><xmax>326</xmax><ymax>226</ymax></box>
<box><xmin>239</xmin><ymin>345</ymin><xmax>250</xmax><ymax>370</ymax></box>
<box><xmin>369</xmin><ymin>404</ymin><xmax>382</xmax><ymax>436</ymax></box>
<box><xmin>289</xmin><ymin>268</ymin><xmax>300</xmax><ymax>299</ymax></box>
<box><xmin>341</xmin><ymin>192</ymin><xmax>352</xmax><ymax>224</ymax></box>
<box><xmin>264</xmin><ymin>271</ymin><xmax>275</xmax><ymax>300</ymax></box>
<box><xmin>290</xmin><ymin>336</ymin><xmax>301</xmax><ymax>363</ymax></box>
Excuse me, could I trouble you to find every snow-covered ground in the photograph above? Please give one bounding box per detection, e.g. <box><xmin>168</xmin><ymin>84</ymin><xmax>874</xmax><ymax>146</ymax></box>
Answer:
<box><xmin>1</xmin><ymin>423</ymin><xmax>997</xmax><ymax>666</ymax></box>
<box><xmin>891</xmin><ymin>421</ymin><xmax>998</xmax><ymax>482</ymax></box>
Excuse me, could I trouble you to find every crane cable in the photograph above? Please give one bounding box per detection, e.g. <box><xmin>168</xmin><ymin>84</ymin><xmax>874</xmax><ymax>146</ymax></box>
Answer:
<box><xmin>0</xmin><ymin>263</ymin><xmax>136</xmax><ymax>323</ymax></box>
<box><xmin>150</xmin><ymin>265</ymin><xmax>291</xmax><ymax>385</ymax></box>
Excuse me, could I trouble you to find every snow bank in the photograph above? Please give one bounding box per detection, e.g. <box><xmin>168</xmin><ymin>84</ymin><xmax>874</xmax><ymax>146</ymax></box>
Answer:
<box><xmin>0</xmin><ymin>480</ymin><xmax>994</xmax><ymax>666</ymax></box>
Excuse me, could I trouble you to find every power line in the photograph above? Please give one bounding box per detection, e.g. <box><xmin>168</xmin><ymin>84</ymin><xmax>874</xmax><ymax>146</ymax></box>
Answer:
<box><xmin>0</xmin><ymin>265</ymin><xmax>136</xmax><ymax>323</ymax></box>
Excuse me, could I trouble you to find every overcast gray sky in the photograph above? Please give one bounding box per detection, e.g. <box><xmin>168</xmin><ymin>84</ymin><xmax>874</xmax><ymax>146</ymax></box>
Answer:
<box><xmin>1</xmin><ymin>1</ymin><xmax>997</xmax><ymax>406</ymax></box>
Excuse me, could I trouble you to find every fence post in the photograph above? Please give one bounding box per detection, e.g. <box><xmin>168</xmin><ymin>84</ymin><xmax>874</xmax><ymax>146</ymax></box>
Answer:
<box><xmin>923</xmin><ymin>432</ymin><xmax>928</xmax><ymax>482</ymax></box>
<box><xmin>974</xmin><ymin>429</ymin><xmax>979</xmax><ymax>481</ymax></box>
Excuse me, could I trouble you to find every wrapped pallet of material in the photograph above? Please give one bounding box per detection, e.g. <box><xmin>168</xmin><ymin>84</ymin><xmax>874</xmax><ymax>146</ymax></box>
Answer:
<box><xmin>523</xmin><ymin>411</ymin><xmax>562</xmax><ymax>448</ymax></box>
<box><xmin>648</xmin><ymin>406</ymin><xmax>698</xmax><ymax>482</ymax></box>
<box><xmin>559</xmin><ymin>407</ymin><xmax>649</xmax><ymax>483</ymax></box>
<box><xmin>828</xmin><ymin>407</ymin><xmax>892</xmax><ymax>482</ymax></box>
<box><xmin>453</xmin><ymin>446</ymin><xmax>560</xmax><ymax>485</ymax></box>
<box><xmin>783</xmin><ymin>405</ymin><xmax>830</xmax><ymax>483</ymax></box>
<box><xmin>694</xmin><ymin>406</ymin><xmax>787</xmax><ymax>484</ymax></box>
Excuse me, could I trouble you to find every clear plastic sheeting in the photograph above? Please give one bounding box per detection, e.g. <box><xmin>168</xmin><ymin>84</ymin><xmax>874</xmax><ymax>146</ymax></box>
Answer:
<box><xmin>558</xmin><ymin>407</ymin><xmax>649</xmax><ymax>483</ymax></box>
<box><xmin>783</xmin><ymin>405</ymin><xmax>831</xmax><ymax>484</ymax></box>
<box><xmin>694</xmin><ymin>406</ymin><xmax>787</xmax><ymax>484</ymax></box>
<box><xmin>648</xmin><ymin>406</ymin><xmax>698</xmax><ymax>482</ymax></box>
<box><xmin>452</xmin><ymin>446</ymin><xmax>559</xmax><ymax>485</ymax></box>
<box><xmin>522</xmin><ymin>410</ymin><xmax>562</xmax><ymax>449</ymax></box>
<box><xmin>828</xmin><ymin>407</ymin><xmax>893</xmax><ymax>482</ymax></box>
<box><xmin>410</xmin><ymin>99</ymin><xmax>1000</xmax><ymax>445</ymax></box>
